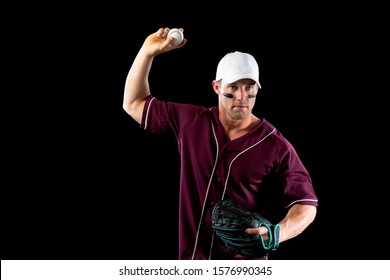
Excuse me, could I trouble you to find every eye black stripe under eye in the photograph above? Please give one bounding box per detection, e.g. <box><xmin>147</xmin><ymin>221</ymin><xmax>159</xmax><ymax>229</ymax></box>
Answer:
<box><xmin>222</xmin><ymin>93</ymin><xmax>234</xmax><ymax>98</ymax></box>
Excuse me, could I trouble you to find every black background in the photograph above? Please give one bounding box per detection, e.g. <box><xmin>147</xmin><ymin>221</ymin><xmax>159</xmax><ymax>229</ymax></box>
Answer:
<box><xmin>3</xmin><ymin>3</ymin><xmax>387</xmax><ymax>260</ymax></box>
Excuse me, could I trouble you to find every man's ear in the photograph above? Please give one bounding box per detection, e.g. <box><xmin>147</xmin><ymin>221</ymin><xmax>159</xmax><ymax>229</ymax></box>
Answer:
<box><xmin>212</xmin><ymin>80</ymin><xmax>221</xmax><ymax>95</ymax></box>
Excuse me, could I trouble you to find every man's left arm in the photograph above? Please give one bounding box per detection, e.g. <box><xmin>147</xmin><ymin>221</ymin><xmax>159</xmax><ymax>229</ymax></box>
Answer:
<box><xmin>245</xmin><ymin>204</ymin><xmax>317</xmax><ymax>243</ymax></box>
<box><xmin>276</xmin><ymin>204</ymin><xmax>317</xmax><ymax>243</ymax></box>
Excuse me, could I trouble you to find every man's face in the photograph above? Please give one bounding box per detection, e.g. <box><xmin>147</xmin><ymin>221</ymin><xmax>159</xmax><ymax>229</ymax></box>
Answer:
<box><xmin>216</xmin><ymin>79</ymin><xmax>259</xmax><ymax>120</ymax></box>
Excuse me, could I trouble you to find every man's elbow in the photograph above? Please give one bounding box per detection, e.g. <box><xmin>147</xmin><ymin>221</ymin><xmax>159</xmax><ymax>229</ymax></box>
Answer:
<box><xmin>122</xmin><ymin>102</ymin><xmax>132</xmax><ymax>116</ymax></box>
<box><xmin>308</xmin><ymin>205</ymin><xmax>317</xmax><ymax>220</ymax></box>
<box><xmin>123</xmin><ymin>101</ymin><xmax>143</xmax><ymax>124</ymax></box>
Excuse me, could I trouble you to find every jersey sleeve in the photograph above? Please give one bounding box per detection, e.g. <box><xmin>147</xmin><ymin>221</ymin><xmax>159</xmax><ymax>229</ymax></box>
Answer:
<box><xmin>140</xmin><ymin>95</ymin><xmax>208</xmax><ymax>138</ymax></box>
<box><xmin>276</xmin><ymin>137</ymin><xmax>318</xmax><ymax>209</ymax></box>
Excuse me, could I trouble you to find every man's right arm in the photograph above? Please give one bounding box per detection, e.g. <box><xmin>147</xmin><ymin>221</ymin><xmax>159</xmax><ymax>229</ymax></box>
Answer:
<box><xmin>122</xmin><ymin>27</ymin><xmax>187</xmax><ymax>124</ymax></box>
<box><xmin>123</xmin><ymin>47</ymin><xmax>154</xmax><ymax>124</ymax></box>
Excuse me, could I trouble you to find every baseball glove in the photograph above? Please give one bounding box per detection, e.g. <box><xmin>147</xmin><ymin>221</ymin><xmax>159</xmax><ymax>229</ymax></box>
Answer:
<box><xmin>211</xmin><ymin>199</ymin><xmax>280</xmax><ymax>258</ymax></box>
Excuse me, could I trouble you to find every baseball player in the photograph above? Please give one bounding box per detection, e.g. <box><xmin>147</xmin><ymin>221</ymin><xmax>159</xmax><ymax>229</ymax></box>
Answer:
<box><xmin>122</xmin><ymin>27</ymin><xmax>318</xmax><ymax>260</ymax></box>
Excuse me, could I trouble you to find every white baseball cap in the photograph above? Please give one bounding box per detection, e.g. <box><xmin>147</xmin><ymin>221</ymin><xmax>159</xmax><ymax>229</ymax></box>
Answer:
<box><xmin>215</xmin><ymin>51</ymin><xmax>261</xmax><ymax>88</ymax></box>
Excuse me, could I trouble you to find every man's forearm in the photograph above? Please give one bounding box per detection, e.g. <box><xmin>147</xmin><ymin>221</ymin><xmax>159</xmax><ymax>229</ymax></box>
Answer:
<box><xmin>278</xmin><ymin>204</ymin><xmax>317</xmax><ymax>243</ymax></box>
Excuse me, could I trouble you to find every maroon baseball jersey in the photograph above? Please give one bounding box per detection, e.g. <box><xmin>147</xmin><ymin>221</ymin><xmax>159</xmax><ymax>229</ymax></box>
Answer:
<box><xmin>140</xmin><ymin>95</ymin><xmax>318</xmax><ymax>260</ymax></box>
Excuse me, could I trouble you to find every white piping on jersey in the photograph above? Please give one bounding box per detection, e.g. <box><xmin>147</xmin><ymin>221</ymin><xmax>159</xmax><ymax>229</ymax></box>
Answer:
<box><xmin>220</xmin><ymin>127</ymin><xmax>276</xmax><ymax>200</ymax></box>
<box><xmin>143</xmin><ymin>97</ymin><xmax>155</xmax><ymax>130</ymax></box>
<box><xmin>191</xmin><ymin>118</ymin><xmax>219</xmax><ymax>260</ymax></box>
<box><xmin>285</xmin><ymin>199</ymin><xmax>318</xmax><ymax>208</ymax></box>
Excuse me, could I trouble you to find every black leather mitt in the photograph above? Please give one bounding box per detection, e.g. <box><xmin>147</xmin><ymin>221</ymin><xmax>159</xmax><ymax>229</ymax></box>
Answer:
<box><xmin>212</xmin><ymin>199</ymin><xmax>280</xmax><ymax>257</ymax></box>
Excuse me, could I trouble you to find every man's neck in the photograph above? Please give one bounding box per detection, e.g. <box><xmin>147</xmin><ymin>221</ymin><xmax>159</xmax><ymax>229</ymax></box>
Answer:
<box><xmin>220</xmin><ymin>114</ymin><xmax>261</xmax><ymax>140</ymax></box>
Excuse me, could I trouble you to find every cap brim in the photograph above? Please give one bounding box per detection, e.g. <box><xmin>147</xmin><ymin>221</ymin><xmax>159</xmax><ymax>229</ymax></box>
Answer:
<box><xmin>222</xmin><ymin>74</ymin><xmax>262</xmax><ymax>89</ymax></box>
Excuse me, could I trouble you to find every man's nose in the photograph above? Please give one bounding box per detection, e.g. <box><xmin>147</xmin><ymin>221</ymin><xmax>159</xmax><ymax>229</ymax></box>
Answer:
<box><xmin>235</xmin><ymin>88</ymin><xmax>248</xmax><ymax>100</ymax></box>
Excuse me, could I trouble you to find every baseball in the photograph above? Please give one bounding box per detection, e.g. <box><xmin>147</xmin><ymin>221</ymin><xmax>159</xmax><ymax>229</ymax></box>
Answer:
<box><xmin>168</xmin><ymin>28</ymin><xmax>184</xmax><ymax>46</ymax></box>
